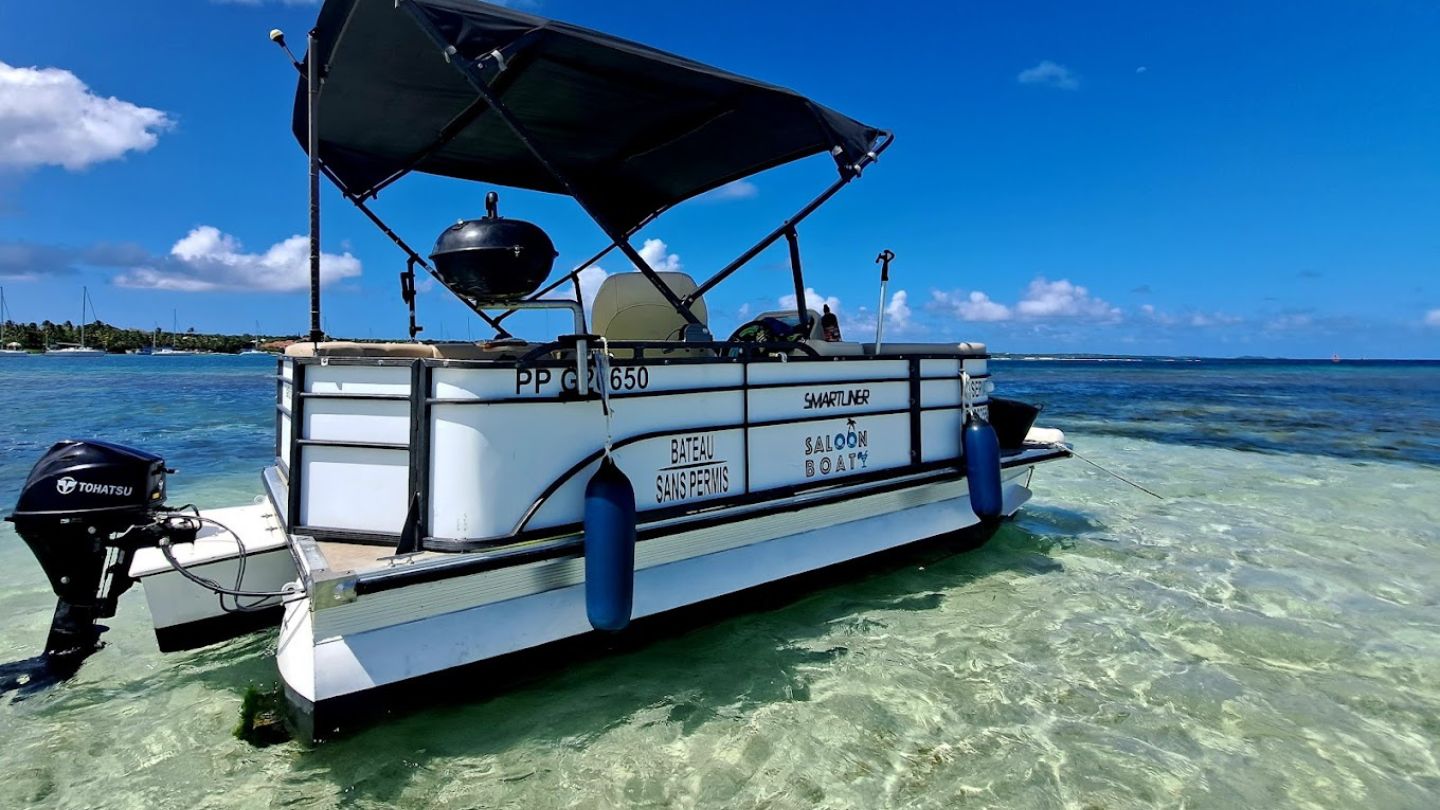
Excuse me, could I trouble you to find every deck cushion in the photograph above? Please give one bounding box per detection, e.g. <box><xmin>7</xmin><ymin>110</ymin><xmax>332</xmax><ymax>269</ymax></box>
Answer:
<box><xmin>285</xmin><ymin>341</ymin><xmax>439</xmax><ymax>358</ymax></box>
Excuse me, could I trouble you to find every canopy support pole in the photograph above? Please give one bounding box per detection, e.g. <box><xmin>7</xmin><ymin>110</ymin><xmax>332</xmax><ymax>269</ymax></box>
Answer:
<box><xmin>683</xmin><ymin>132</ymin><xmax>892</xmax><ymax>308</ymax></box>
<box><xmin>328</xmin><ymin>174</ymin><xmax>514</xmax><ymax>339</ymax></box>
<box><xmin>492</xmin><ymin>208</ymin><xmax>663</xmax><ymax>329</ymax></box>
<box><xmin>306</xmin><ymin>29</ymin><xmax>323</xmax><ymax>344</ymax></box>
<box><xmin>785</xmin><ymin>228</ymin><xmax>809</xmax><ymax>334</ymax></box>
<box><xmin>399</xmin><ymin>0</ymin><xmax>701</xmax><ymax>326</ymax></box>
<box><xmin>361</xmin><ymin>31</ymin><xmax>543</xmax><ymax>201</ymax></box>
<box><xmin>363</xmin><ymin>96</ymin><xmax>491</xmax><ymax>200</ymax></box>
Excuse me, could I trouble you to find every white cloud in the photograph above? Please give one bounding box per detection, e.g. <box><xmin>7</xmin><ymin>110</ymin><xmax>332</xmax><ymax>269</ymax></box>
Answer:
<box><xmin>779</xmin><ymin>287</ymin><xmax>841</xmax><ymax>316</ymax></box>
<box><xmin>1141</xmin><ymin>303</ymin><xmax>1241</xmax><ymax>328</ymax></box>
<box><xmin>931</xmin><ymin>278</ymin><xmax>1118</xmax><ymax>324</ymax></box>
<box><xmin>846</xmin><ymin>290</ymin><xmax>913</xmax><ymax>336</ymax></box>
<box><xmin>698</xmin><ymin>180</ymin><xmax>759</xmax><ymax>202</ymax></box>
<box><xmin>636</xmin><ymin>238</ymin><xmax>682</xmax><ymax>273</ymax></box>
<box><xmin>546</xmin><ymin>237</ymin><xmax>684</xmax><ymax>321</ymax></box>
<box><xmin>1425</xmin><ymin>309</ymin><xmax>1440</xmax><ymax>327</ymax></box>
<box><xmin>1017</xmin><ymin>61</ymin><xmax>1079</xmax><ymax>90</ymax></box>
<box><xmin>931</xmin><ymin>289</ymin><xmax>1012</xmax><ymax>322</ymax></box>
<box><xmin>1189</xmin><ymin>312</ymin><xmax>1242</xmax><ymax>327</ymax></box>
<box><xmin>0</xmin><ymin>61</ymin><xmax>172</xmax><ymax>172</ymax></box>
<box><xmin>1264</xmin><ymin>313</ymin><xmax>1313</xmax><ymax>331</ymax></box>
<box><xmin>1139</xmin><ymin>303</ymin><xmax>1177</xmax><ymax>326</ymax></box>
<box><xmin>114</xmin><ymin>226</ymin><xmax>361</xmax><ymax>292</ymax></box>
<box><xmin>1015</xmin><ymin>278</ymin><xmax>1120</xmax><ymax>322</ymax></box>
<box><xmin>885</xmin><ymin>289</ymin><xmax>912</xmax><ymax>331</ymax></box>
<box><xmin>573</xmin><ymin>266</ymin><xmax>609</xmax><ymax>308</ymax></box>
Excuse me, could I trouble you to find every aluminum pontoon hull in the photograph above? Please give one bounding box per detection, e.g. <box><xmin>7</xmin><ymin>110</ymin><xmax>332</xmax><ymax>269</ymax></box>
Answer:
<box><xmin>128</xmin><ymin>447</ymin><xmax>1060</xmax><ymax>741</ymax></box>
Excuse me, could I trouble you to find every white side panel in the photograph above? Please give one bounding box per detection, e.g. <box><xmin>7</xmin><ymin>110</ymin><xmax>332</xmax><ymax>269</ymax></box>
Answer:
<box><xmin>431</xmin><ymin>386</ymin><xmax>744</xmax><ymax>539</ymax></box>
<box><xmin>619</xmin><ymin>428</ymin><xmax>745</xmax><ymax>510</ymax></box>
<box><xmin>300</xmin><ymin>446</ymin><xmax>408</xmax><ymax>532</ymax></box>
<box><xmin>747</xmin><ymin>359</ymin><xmax>906</xmax><ymax>384</ymax></box>
<box><xmin>279</xmin><ymin>413</ymin><xmax>292</xmax><ymax>468</ymax></box>
<box><xmin>747</xmin><ymin>412</ymin><xmax>909</xmax><ymax>490</ymax></box>
<box><xmin>962</xmin><ymin>357</ymin><xmax>989</xmax><ymax>377</ymax></box>
<box><xmin>434</xmin><ymin>363</ymin><xmax>744</xmax><ymax>400</ymax></box>
<box><xmin>921</xmin><ymin>378</ymin><xmax>962</xmax><ymax>409</ymax></box>
<box><xmin>920</xmin><ymin>410</ymin><xmax>962</xmax><ymax>462</ymax></box>
<box><xmin>305</xmin><ymin>364</ymin><xmax>412</xmax><ymax>396</ymax></box>
<box><xmin>748</xmin><ymin>380</ymin><xmax>908</xmax><ymax>422</ymax></box>
<box><xmin>304</xmin><ymin>399</ymin><xmax>410</xmax><ymax>445</ymax></box>
<box><xmin>920</xmin><ymin>358</ymin><xmax>960</xmax><ymax>377</ymax></box>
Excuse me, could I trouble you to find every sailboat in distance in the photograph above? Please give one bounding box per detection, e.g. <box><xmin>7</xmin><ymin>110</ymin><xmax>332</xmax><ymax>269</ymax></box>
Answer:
<box><xmin>1</xmin><ymin>287</ymin><xmax>29</xmax><ymax>355</ymax></box>
<box><xmin>45</xmin><ymin>287</ymin><xmax>105</xmax><ymax>356</ymax></box>
<box><xmin>151</xmin><ymin>310</ymin><xmax>199</xmax><ymax>356</ymax></box>
<box><xmin>238</xmin><ymin>319</ymin><xmax>271</xmax><ymax>355</ymax></box>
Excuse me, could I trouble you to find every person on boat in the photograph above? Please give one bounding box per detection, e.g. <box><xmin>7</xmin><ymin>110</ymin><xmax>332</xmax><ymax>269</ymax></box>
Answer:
<box><xmin>821</xmin><ymin>304</ymin><xmax>842</xmax><ymax>341</ymax></box>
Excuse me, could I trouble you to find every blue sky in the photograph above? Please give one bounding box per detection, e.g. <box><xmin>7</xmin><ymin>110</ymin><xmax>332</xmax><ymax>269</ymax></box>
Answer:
<box><xmin>1</xmin><ymin>0</ymin><xmax>1437</xmax><ymax>358</ymax></box>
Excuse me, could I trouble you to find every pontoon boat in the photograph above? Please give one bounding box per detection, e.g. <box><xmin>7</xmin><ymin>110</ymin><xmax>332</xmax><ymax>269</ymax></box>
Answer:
<box><xmin>6</xmin><ymin>0</ymin><xmax>1069</xmax><ymax>741</ymax></box>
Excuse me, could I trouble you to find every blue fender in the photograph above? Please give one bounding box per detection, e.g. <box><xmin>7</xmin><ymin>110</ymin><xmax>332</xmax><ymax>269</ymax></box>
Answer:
<box><xmin>584</xmin><ymin>457</ymin><xmax>637</xmax><ymax>632</ymax></box>
<box><xmin>964</xmin><ymin>416</ymin><xmax>1004</xmax><ymax>520</ymax></box>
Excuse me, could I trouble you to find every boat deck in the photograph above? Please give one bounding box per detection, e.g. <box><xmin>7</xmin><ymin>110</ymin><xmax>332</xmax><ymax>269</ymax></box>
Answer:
<box><xmin>312</xmin><ymin>540</ymin><xmax>443</xmax><ymax>574</ymax></box>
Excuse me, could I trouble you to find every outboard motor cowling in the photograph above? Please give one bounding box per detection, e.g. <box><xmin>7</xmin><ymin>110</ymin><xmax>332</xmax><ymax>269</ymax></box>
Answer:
<box><xmin>6</xmin><ymin>440</ymin><xmax>185</xmax><ymax>660</ymax></box>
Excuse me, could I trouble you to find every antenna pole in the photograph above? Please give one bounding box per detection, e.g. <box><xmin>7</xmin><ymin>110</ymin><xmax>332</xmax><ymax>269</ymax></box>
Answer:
<box><xmin>306</xmin><ymin>28</ymin><xmax>323</xmax><ymax>344</ymax></box>
<box><xmin>874</xmin><ymin>250</ymin><xmax>894</xmax><ymax>352</ymax></box>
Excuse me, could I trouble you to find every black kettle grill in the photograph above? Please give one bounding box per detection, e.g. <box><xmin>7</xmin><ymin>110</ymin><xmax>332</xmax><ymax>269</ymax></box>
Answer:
<box><xmin>429</xmin><ymin>192</ymin><xmax>558</xmax><ymax>302</ymax></box>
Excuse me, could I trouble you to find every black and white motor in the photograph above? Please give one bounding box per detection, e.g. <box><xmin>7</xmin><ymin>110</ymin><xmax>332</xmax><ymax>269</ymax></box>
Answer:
<box><xmin>5</xmin><ymin>440</ymin><xmax>194</xmax><ymax>662</ymax></box>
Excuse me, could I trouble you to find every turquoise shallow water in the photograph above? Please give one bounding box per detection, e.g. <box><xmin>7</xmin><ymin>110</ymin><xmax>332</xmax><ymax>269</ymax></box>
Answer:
<box><xmin>1</xmin><ymin>356</ymin><xmax>1438</xmax><ymax>808</ymax></box>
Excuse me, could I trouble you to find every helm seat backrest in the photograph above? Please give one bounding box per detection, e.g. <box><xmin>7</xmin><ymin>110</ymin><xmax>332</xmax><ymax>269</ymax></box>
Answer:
<box><xmin>590</xmin><ymin>272</ymin><xmax>708</xmax><ymax>340</ymax></box>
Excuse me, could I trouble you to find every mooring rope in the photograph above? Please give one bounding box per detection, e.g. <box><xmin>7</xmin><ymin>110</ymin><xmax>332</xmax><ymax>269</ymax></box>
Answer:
<box><xmin>1057</xmin><ymin>444</ymin><xmax>1165</xmax><ymax>500</ymax></box>
<box><xmin>595</xmin><ymin>337</ymin><xmax>615</xmax><ymax>456</ymax></box>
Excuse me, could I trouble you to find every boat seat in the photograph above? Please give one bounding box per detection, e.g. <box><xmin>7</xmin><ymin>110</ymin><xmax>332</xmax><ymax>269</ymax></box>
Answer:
<box><xmin>430</xmin><ymin>341</ymin><xmax>533</xmax><ymax>360</ymax></box>
<box><xmin>590</xmin><ymin>271</ymin><xmax>709</xmax><ymax>358</ymax></box>
<box><xmin>862</xmin><ymin>342</ymin><xmax>987</xmax><ymax>357</ymax></box>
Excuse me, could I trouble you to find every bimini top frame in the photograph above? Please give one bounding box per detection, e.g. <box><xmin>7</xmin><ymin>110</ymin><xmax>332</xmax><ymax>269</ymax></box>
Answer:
<box><xmin>287</xmin><ymin>0</ymin><xmax>892</xmax><ymax>339</ymax></box>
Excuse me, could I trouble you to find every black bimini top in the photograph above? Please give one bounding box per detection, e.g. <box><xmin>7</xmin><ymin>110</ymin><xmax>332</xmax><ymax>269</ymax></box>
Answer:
<box><xmin>298</xmin><ymin>0</ymin><xmax>885</xmax><ymax>233</ymax></box>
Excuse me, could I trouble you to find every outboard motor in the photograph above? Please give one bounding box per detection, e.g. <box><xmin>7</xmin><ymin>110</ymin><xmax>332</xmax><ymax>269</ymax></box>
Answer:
<box><xmin>5</xmin><ymin>440</ymin><xmax>192</xmax><ymax>662</ymax></box>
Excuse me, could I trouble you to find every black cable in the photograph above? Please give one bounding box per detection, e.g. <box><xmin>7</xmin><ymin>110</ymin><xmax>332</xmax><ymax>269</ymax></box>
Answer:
<box><xmin>154</xmin><ymin>514</ymin><xmax>306</xmax><ymax>612</ymax></box>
